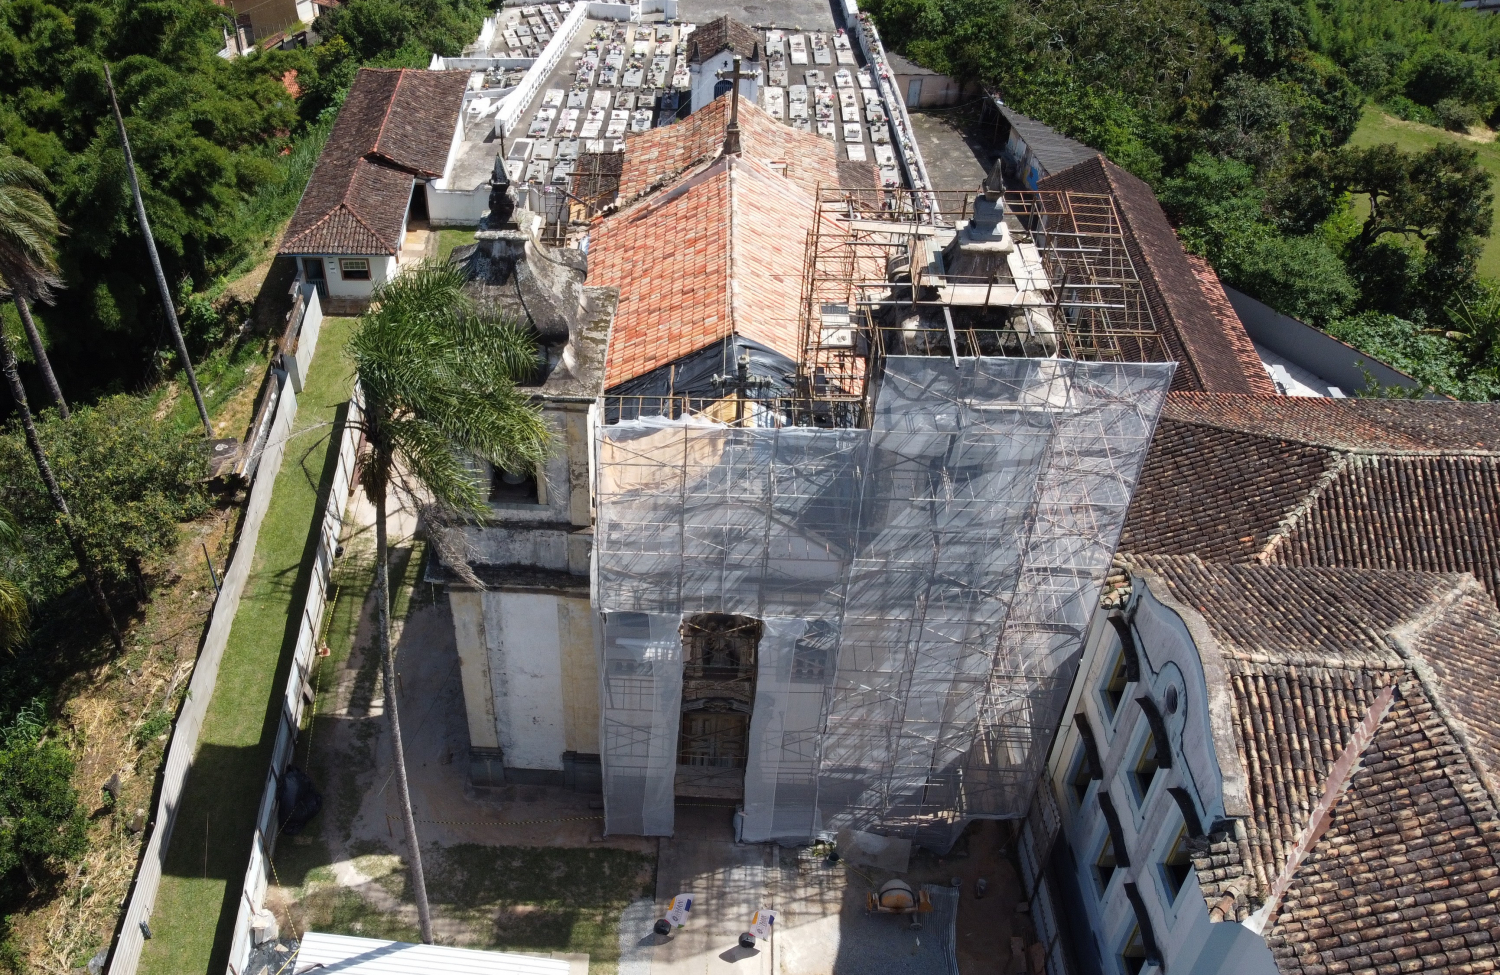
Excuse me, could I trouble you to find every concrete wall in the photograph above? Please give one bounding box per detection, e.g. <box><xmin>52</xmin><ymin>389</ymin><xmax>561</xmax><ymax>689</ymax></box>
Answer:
<box><xmin>429</xmin><ymin>185</ymin><xmax>490</xmax><ymax>224</ymax></box>
<box><xmin>894</xmin><ymin>72</ymin><xmax>965</xmax><ymax>108</ymax></box>
<box><xmin>281</xmin><ymin>284</ymin><xmax>323</xmax><ymax>393</ymax></box>
<box><xmin>1045</xmin><ymin>584</ymin><xmax>1275</xmax><ymax>975</ymax></box>
<box><xmin>1223</xmin><ymin>286</ymin><xmax>1435</xmax><ymax>399</ymax></box>
<box><xmin>451</xmin><ymin>590</ymin><xmax>599</xmax><ymax>774</ymax></box>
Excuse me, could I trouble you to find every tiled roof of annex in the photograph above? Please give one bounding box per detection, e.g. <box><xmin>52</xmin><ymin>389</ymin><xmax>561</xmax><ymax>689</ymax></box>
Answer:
<box><xmin>282</xmin><ymin>68</ymin><xmax>468</xmax><ymax>256</ymax></box>
<box><xmin>591</xmin><ymin>151</ymin><xmax>821</xmax><ymax>389</ymax></box>
<box><xmin>1130</xmin><ymin>556</ymin><xmax>1500</xmax><ymax>975</ymax></box>
<box><xmin>1120</xmin><ymin>394</ymin><xmax>1500</xmax><ymax>600</ymax></box>
<box><xmin>1039</xmin><ymin>156</ymin><xmax>1268</xmax><ymax>395</ymax></box>
<box><xmin>614</xmin><ymin>96</ymin><xmax>868</xmax><ymax>201</ymax></box>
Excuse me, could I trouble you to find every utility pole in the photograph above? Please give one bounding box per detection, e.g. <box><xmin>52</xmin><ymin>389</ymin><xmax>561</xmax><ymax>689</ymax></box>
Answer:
<box><xmin>104</xmin><ymin>63</ymin><xmax>213</xmax><ymax>437</ymax></box>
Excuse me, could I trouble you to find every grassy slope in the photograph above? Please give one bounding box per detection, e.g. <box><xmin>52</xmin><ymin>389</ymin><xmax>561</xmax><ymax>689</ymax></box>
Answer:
<box><xmin>139</xmin><ymin>317</ymin><xmax>356</xmax><ymax>975</ymax></box>
<box><xmin>1349</xmin><ymin>106</ymin><xmax>1500</xmax><ymax>278</ymax></box>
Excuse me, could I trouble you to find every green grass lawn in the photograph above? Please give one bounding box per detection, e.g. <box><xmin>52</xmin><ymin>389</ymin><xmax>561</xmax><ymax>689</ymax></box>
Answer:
<box><xmin>139</xmin><ymin>317</ymin><xmax>357</xmax><ymax>975</ymax></box>
<box><xmin>436</xmin><ymin>227</ymin><xmax>479</xmax><ymax>264</ymax></box>
<box><xmin>1350</xmin><ymin>105</ymin><xmax>1500</xmax><ymax>278</ymax></box>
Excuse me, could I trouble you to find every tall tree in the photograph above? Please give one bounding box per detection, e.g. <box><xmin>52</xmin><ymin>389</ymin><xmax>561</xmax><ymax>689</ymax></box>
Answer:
<box><xmin>348</xmin><ymin>261</ymin><xmax>548</xmax><ymax>943</ymax></box>
<box><xmin>103</xmin><ymin>64</ymin><xmax>213</xmax><ymax>438</ymax></box>
<box><xmin>0</xmin><ymin>150</ymin><xmax>68</xmax><ymax>417</ymax></box>
<box><xmin>0</xmin><ymin>330</ymin><xmax>123</xmax><ymax>653</ymax></box>
<box><xmin>0</xmin><ymin>510</ymin><xmax>27</xmax><ymax>651</ymax></box>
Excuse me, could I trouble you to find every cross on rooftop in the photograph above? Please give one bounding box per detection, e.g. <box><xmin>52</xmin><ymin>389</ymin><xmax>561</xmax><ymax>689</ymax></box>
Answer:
<box><xmin>715</xmin><ymin>55</ymin><xmax>759</xmax><ymax>155</ymax></box>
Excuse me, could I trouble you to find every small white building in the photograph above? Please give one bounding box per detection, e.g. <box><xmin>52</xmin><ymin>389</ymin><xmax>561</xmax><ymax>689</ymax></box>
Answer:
<box><xmin>1041</xmin><ymin>556</ymin><xmax>1500</xmax><ymax>975</ymax></box>
<box><xmin>686</xmin><ymin>16</ymin><xmax>762</xmax><ymax>114</ymax></box>
<box><xmin>280</xmin><ymin>68</ymin><xmax>470</xmax><ymax>314</ymax></box>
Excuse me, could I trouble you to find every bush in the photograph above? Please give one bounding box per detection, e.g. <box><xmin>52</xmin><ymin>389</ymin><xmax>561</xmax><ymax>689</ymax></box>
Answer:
<box><xmin>0</xmin><ymin>704</ymin><xmax>87</xmax><ymax>903</ymax></box>
<box><xmin>1218</xmin><ymin>229</ymin><xmax>1358</xmax><ymax>326</ymax></box>
<box><xmin>1435</xmin><ymin>97</ymin><xmax>1480</xmax><ymax>132</ymax></box>
<box><xmin>1380</xmin><ymin>94</ymin><xmax>1438</xmax><ymax>126</ymax></box>
<box><xmin>1326</xmin><ymin>312</ymin><xmax>1500</xmax><ymax>400</ymax></box>
<box><xmin>0</xmin><ymin>396</ymin><xmax>208</xmax><ymax>603</ymax></box>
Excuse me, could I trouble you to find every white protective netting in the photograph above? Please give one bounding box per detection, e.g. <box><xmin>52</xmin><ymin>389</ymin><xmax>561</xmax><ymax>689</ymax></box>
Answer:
<box><xmin>595</xmin><ymin>356</ymin><xmax>1173</xmax><ymax>843</ymax></box>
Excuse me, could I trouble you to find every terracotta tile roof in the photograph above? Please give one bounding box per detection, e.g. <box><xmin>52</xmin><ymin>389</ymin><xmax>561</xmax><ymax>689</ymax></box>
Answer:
<box><xmin>685</xmin><ymin>16</ymin><xmax>762</xmax><ymax>65</ymax></box>
<box><xmin>615</xmin><ymin>97</ymin><xmax>863</xmax><ymax>201</ymax></box>
<box><xmin>1039</xmin><ymin>157</ymin><xmax>1266</xmax><ymax>395</ymax></box>
<box><xmin>1268</xmin><ymin>682</ymin><xmax>1500</xmax><ymax>975</ymax></box>
<box><xmin>282</xmin><ymin>68</ymin><xmax>469</xmax><ymax>256</ymax></box>
<box><xmin>591</xmin><ymin>154</ymin><xmax>818</xmax><ymax>388</ymax></box>
<box><xmin>1185</xmin><ymin>254</ymin><xmax>1277</xmax><ymax>397</ymax></box>
<box><xmin>1160</xmin><ymin>392</ymin><xmax>1500</xmax><ymax>451</ymax></box>
<box><xmin>1130</xmin><ymin>557</ymin><xmax>1500</xmax><ymax>973</ymax></box>
<box><xmin>1122</xmin><ymin>394</ymin><xmax>1500</xmax><ymax>603</ymax></box>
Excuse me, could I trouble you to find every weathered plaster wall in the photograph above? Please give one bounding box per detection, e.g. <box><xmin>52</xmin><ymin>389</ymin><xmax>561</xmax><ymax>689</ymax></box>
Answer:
<box><xmin>449</xmin><ymin>590</ymin><xmax>500</xmax><ymax>750</ymax></box>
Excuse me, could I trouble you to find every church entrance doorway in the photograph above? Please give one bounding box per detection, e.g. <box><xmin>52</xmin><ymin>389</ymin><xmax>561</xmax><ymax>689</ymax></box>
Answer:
<box><xmin>676</xmin><ymin>613</ymin><xmax>760</xmax><ymax>799</ymax></box>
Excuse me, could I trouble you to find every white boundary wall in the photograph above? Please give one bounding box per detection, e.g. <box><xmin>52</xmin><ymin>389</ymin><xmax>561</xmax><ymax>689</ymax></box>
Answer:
<box><xmin>496</xmin><ymin>2</ymin><xmax>592</xmax><ymax>137</ymax></box>
<box><xmin>107</xmin><ymin>372</ymin><xmax>300</xmax><ymax>975</ymax></box>
<box><xmin>225</xmin><ymin>386</ymin><xmax>364</xmax><ymax>975</ymax></box>
<box><xmin>282</xmin><ymin>284</ymin><xmax>323</xmax><ymax>394</ymax></box>
<box><xmin>848</xmin><ymin>6</ymin><xmax>936</xmax><ymax>211</ymax></box>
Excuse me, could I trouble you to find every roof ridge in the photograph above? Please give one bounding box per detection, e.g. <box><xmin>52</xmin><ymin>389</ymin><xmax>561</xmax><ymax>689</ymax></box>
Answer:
<box><xmin>369</xmin><ymin>67</ymin><xmax>408</xmax><ymax>161</ymax></box>
<box><xmin>1387</xmin><ymin>580</ymin><xmax>1500</xmax><ymax>809</ymax></box>
<box><xmin>1255</xmin><ymin>450</ymin><xmax>1350</xmax><ymax>562</ymax></box>
<box><xmin>725</xmin><ymin>158</ymin><xmax>739</xmax><ymax>337</ymax></box>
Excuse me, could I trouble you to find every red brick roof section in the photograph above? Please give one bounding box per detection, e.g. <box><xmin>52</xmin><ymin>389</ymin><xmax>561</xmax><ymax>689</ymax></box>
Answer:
<box><xmin>282</xmin><ymin>68</ymin><xmax>469</xmax><ymax>256</ymax></box>
<box><xmin>686</xmin><ymin>16</ymin><xmax>763</xmax><ymax>65</ymax></box>
<box><xmin>616</xmin><ymin>97</ymin><xmax>865</xmax><ymax>202</ymax></box>
<box><xmin>1039</xmin><ymin>157</ymin><xmax>1266</xmax><ymax>395</ymax></box>
<box><xmin>1122</xmin><ymin>394</ymin><xmax>1500</xmax><ymax>602</ymax></box>
<box><xmin>591</xmin><ymin>154</ymin><xmax>817</xmax><ymax>389</ymax></box>
<box><xmin>1185</xmin><ymin>254</ymin><xmax>1276</xmax><ymax>397</ymax></box>
<box><xmin>1132</xmin><ymin>556</ymin><xmax>1500</xmax><ymax>974</ymax></box>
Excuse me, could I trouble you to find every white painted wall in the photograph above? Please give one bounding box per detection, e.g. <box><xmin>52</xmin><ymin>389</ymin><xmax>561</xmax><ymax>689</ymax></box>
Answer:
<box><xmin>691</xmin><ymin>52</ymin><xmax>760</xmax><ymax>114</ymax></box>
<box><xmin>1045</xmin><ymin>583</ymin><xmax>1276</xmax><ymax>975</ymax></box>
<box><xmin>306</xmin><ymin>254</ymin><xmax>399</xmax><ymax>299</ymax></box>
<box><xmin>482</xmin><ymin>591</ymin><xmax>569</xmax><ymax>770</ymax></box>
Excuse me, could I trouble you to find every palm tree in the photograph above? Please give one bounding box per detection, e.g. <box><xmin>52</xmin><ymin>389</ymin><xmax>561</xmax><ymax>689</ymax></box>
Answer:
<box><xmin>349</xmin><ymin>261</ymin><xmax>549</xmax><ymax>943</ymax></box>
<box><xmin>0</xmin><ymin>149</ymin><xmax>68</xmax><ymax>416</ymax></box>
<box><xmin>0</xmin><ymin>510</ymin><xmax>28</xmax><ymax>650</ymax></box>
<box><xmin>104</xmin><ymin>65</ymin><xmax>211</xmax><ymax>437</ymax></box>
<box><xmin>0</xmin><ymin>326</ymin><xmax>123</xmax><ymax>652</ymax></box>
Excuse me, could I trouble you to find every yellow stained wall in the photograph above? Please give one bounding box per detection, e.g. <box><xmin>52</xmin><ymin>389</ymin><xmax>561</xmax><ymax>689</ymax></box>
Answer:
<box><xmin>558</xmin><ymin>594</ymin><xmax>600</xmax><ymax>753</ymax></box>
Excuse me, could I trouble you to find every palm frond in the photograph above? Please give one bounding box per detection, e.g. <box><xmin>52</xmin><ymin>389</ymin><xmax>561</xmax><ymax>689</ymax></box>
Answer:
<box><xmin>351</xmin><ymin>260</ymin><xmax>553</xmax><ymax>522</ymax></box>
<box><xmin>0</xmin><ymin>150</ymin><xmax>61</xmax><ymax>300</ymax></box>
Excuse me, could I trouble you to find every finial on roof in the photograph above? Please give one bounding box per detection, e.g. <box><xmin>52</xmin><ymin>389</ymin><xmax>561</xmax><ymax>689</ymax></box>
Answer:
<box><xmin>716</xmin><ymin>55</ymin><xmax>755</xmax><ymax>156</ymax></box>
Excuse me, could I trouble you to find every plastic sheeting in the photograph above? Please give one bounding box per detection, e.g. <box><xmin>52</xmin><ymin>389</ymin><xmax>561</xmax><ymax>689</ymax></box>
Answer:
<box><xmin>599</xmin><ymin>612</ymin><xmax>683</xmax><ymax>836</ymax></box>
<box><xmin>595</xmin><ymin>356</ymin><xmax>1174</xmax><ymax>844</ymax></box>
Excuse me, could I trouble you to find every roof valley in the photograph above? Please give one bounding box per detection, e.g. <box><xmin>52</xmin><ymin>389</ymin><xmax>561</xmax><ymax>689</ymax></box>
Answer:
<box><xmin>726</xmin><ymin>159</ymin><xmax>739</xmax><ymax>346</ymax></box>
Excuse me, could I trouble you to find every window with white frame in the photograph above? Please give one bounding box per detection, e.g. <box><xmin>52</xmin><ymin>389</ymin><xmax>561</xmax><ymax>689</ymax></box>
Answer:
<box><xmin>1120</xmin><ymin>925</ymin><xmax>1150</xmax><ymax>975</ymax></box>
<box><xmin>1159</xmin><ymin>825</ymin><xmax>1193</xmax><ymax>902</ymax></box>
<box><xmin>1094</xmin><ymin>834</ymin><xmax>1119</xmax><ymax>896</ymax></box>
<box><xmin>1069</xmin><ymin>743</ymin><xmax>1094</xmax><ymax>807</ymax></box>
<box><xmin>1131</xmin><ymin>732</ymin><xmax>1161</xmax><ymax>804</ymax></box>
<box><xmin>339</xmin><ymin>258</ymin><xmax>371</xmax><ymax>280</ymax></box>
<box><xmin>1099</xmin><ymin>647</ymin><xmax>1130</xmax><ymax>720</ymax></box>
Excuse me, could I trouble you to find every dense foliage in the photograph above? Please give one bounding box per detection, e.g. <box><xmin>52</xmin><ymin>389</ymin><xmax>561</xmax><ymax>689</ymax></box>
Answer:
<box><xmin>0</xmin><ymin>703</ymin><xmax>87</xmax><ymax>904</ymax></box>
<box><xmin>0</xmin><ymin>394</ymin><xmax>207</xmax><ymax>604</ymax></box>
<box><xmin>0</xmin><ymin>0</ymin><xmax>487</xmax><ymax>400</ymax></box>
<box><xmin>864</xmin><ymin>0</ymin><xmax>1500</xmax><ymax>398</ymax></box>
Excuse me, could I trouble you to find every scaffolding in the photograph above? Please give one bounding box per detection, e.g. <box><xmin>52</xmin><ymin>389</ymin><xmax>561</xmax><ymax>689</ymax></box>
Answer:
<box><xmin>595</xmin><ymin>356</ymin><xmax>1174</xmax><ymax>846</ymax></box>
